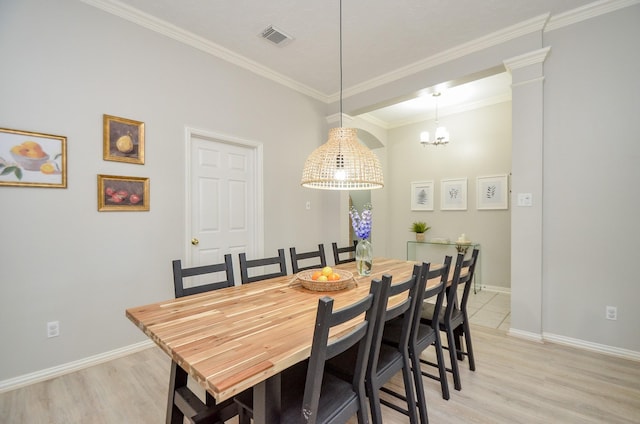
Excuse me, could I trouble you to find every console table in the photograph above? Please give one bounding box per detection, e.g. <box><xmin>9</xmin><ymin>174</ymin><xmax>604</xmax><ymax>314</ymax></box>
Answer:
<box><xmin>407</xmin><ymin>240</ymin><xmax>481</xmax><ymax>293</ymax></box>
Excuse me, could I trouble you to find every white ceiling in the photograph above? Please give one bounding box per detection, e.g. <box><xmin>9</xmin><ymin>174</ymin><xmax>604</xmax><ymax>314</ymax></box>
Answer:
<box><xmin>86</xmin><ymin>0</ymin><xmax>596</xmax><ymax>125</ymax></box>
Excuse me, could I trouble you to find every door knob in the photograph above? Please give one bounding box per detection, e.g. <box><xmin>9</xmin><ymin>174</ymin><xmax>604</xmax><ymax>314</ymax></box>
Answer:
<box><xmin>191</xmin><ymin>238</ymin><xmax>199</xmax><ymax>246</ymax></box>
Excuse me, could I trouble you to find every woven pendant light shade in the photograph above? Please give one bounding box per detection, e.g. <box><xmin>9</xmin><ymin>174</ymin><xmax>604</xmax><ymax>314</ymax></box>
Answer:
<box><xmin>301</xmin><ymin>127</ymin><xmax>384</xmax><ymax>190</ymax></box>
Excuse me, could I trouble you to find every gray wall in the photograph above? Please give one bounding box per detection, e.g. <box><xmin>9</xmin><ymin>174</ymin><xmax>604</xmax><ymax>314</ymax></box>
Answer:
<box><xmin>1</xmin><ymin>0</ymin><xmax>639</xmax><ymax>385</ymax></box>
<box><xmin>0</xmin><ymin>0</ymin><xmax>335</xmax><ymax>381</ymax></box>
<box><xmin>387</xmin><ymin>101</ymin><xmax>512</xmax><ymax>289</ymax></box>
<box><xmin>542</xmin><ymin>9</ymin><xmax>640</xmax><ymax>349</ymax></box>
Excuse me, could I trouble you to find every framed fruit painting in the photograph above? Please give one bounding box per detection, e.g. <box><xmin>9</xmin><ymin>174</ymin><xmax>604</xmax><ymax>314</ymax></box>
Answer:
<box><xmin>98</xmin><ymin>174</ymin><xmax>149</xmax><ymax>211</ymax></box>
<box><xmin>0</xmin><ymin>127</ymin><xmax>67</xmax><ymax>188</ymax></box>
<box><xmin>103</xmin><ymin>114</ymin><xmax>145</xmax><ymax>164</ymax></box>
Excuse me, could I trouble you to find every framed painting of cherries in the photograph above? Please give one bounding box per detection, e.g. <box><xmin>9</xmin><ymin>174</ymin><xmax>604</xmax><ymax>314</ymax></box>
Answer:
<box><xmin>98</xmin><ymin>174</ymin><xmax>149</xmax><ymax>211</ymax></box>
<box><xmin>103</xmin><ymin>114</ymin><xmax>145</xmax><ymax>165</ymax></box>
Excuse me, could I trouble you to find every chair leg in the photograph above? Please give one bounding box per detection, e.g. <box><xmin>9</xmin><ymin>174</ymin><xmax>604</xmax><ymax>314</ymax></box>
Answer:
<box><xmin>433</xmin><ymin>332</ymin><xmax>450</xmax><ymax>400</ymax></box>
<box><xmin>167</xmin><ymin>361</ymin><xmax>188</xmax><ymax>424</ymax></box>
<box><xmin>463</xmin><ymin>320</ymin><xmax>476</xmax><ymax>371</ymax></box>
<box><xmin>454</xmin><ymin>327</ymin><xmax>465</xmax><ymax>361</ymax></box>
<box><xmin>445</xmin><ymin>327</ymin><xmax>462</xmax><ymax>391</ymax></box>
<box><xmin>367</xmin><ymin>380</ymin><xmax>384</xmax><ymax>424</ymax></box>
<box><xmin>400</xmin><ymin>352</ymin><xmax>419</xmax><ymax>424</ymax></box>
<box><xmin>356</xmin><ymin>382</ymin><xmax>369</xmax><ymax>424</ymax></box>
<box><xmin>410</xmin><ymin>348</ymin><xmax>429</xmax><ymax>424</ymax></box>
<box><xmin>238</xmin><ymin>407</ymin><xmax>251</xmax><ymax>424</ymax></box>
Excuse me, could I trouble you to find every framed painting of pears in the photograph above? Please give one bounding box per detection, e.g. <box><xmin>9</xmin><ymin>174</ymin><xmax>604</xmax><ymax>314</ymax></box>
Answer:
<box><xmin>0</xmin><ymin>127</ymin><xmax>67</xmax><ymax>188</ymax></box>
<box><xmin>103</xmin><ymin>114</ymin><xmax>145</xmax><ymax>164</ymax></box>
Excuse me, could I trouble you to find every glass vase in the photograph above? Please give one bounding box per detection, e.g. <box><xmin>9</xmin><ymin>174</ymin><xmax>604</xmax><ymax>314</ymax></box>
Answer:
<box><xmin>355</xmin><ymin>238</ymin><xmax>373</xmax><ymax>276</ymax></box>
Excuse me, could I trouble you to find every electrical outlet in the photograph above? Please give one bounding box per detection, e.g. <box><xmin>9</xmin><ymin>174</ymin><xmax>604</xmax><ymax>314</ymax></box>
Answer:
<box><xmin>305</xmin><ymin>201</ymin><xmax>311</xmax><ymax>210</ymax></box>
<box><xmin>606</xmin><ymin>306</ymin><xmax>617</xmax><ymax>321</ymax></box>
<box><xmin>47</xmin><ymin>321</ymin><xmax>60</xmax><ymax>338</ymax></box>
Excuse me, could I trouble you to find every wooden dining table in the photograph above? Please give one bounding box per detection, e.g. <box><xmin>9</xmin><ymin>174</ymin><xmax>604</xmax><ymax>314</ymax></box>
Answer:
<box><xmin>125</xmin><ymin>257</ymin><xmax>432</xmax><ymax>423</ymax></box>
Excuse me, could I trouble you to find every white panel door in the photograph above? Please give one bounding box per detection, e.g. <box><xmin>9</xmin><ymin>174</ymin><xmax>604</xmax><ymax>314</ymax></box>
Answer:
<box><xmin>188</xmin><ymin>132</ymin><xmax>259</xmax><ymax>282</ymax></box>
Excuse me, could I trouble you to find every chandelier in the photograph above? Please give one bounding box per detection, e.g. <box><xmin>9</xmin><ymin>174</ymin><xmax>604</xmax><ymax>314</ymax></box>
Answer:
<box><xmin>420</xmin><ymin>92</ymin><xmax>450</xmax><ymax>146</ymax></box>
<box><xmin>300</xmin><ymin>0</ymin><xmax>384</xmax><ymax>190</ymax></box>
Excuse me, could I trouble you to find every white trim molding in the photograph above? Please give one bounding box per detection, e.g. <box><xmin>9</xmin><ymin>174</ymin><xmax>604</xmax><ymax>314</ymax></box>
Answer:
<box><xmin>504</xmin><ymin>47</ymin><xmax>552</xmax><ymax>72</ymax></box>
<box><xmin>545</xmin><ymin>0</ymin><xmax>640</xmax><ymax>32</ymax></box>
<box><xmin>508</xmin><ymin>328</ymin><xmax>544</xmax><ymax>343</ymax></box>
<box><xmin>543</xmin><ymin>332</ymin><xmax>640</xmax><ymax>362</ymax></box>
<box><xmin>481</xmin><ymin>284</ymin><xmax>511</xmax><ymax>294</ymax></box>
<box><xmin>80</xmin><ymin>0</ymin><xmax>328</xmax><ymax>102</ymax></box>
<box><xmin>0</xmin><ymin>340</ymin><xmax>154</xmax><ymax>394</ymax></box>
<box><xmin>81</xmin><ymin>0</ymin><xmax>640</xmax><ymax>102</ymax></box>
<box><xmin>508</xmin><ymin>329</ymin><xmax>640</xmax><ymax>362</ymax></box>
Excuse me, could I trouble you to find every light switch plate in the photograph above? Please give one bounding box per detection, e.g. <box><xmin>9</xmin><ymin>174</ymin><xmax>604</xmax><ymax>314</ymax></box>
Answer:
<box><xmin>517</xmin><ymin>193</ymin><xmax>533</xmax><ymax>207</ymax></box>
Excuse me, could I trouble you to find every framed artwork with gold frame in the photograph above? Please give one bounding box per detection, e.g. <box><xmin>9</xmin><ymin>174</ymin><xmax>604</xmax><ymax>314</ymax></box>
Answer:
<box><xmin>0</xmin><ymin>127</ymin><xmax>67</xmax><ymax>188</ymax></box>
<box><xmin>98</xmin><ymin>174</ymin><xmax>149</xmax><ymax>211</ymax></box>
<box><xmin>103</xmin><ymin>114</ymin><xmax>145</xmax><ymax>164</ymax></box>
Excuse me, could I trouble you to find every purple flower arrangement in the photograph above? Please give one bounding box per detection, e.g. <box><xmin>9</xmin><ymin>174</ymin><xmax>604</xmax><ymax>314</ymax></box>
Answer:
<box><xmin>349</xmin><ymin>203</ymin><xmax>372</xmax><ymax>240</ymax></box>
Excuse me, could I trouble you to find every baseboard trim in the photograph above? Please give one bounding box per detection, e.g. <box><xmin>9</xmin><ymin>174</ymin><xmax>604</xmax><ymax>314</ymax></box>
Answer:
<box><xmin>507</xmin><ymin>328</ymin><xmax>640</xmax><ymax>361</ymax></box>
<box><xmin>542</xmin><ymin>332</ymin><xmax>640</xmax><ymax>362</ymax></box>
<box><xmin>479</xmin><ymin>284</ymin><xmax>511</xmax><ymax>294</ymax></box>
<box><xmin>507</xmin><ymin>328</ymin><xmax>544</xmax><ymax>343</ymax></box>
<box><xmin>0</xmin><ymin>340</ymin><xmax>154</xmax><ymax>394</ymax></box>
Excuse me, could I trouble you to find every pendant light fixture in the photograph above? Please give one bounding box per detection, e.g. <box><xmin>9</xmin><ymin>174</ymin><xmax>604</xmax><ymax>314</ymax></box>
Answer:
<box><xmin>300</xmin><ymin>0</ymin><xmax>384</xmax><ymax>190</ymax></box>
<box><xmin>420</xmin><ymin>92</ymin><xmax>450</xmax><ymax>146</ymax></box>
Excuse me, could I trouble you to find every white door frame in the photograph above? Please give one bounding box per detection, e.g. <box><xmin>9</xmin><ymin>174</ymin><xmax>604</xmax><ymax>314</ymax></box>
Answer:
<box><xmin>184</xmin><ymin>126</ymin><xmax>264</xmax><ymax>265</ymax></box>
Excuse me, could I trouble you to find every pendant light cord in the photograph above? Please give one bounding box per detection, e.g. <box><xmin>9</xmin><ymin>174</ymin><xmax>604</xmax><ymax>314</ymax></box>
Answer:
<box><xmin>339</xmin><ymin>0</ymin><xmax>343</xmax><ymax>128</ymax></box>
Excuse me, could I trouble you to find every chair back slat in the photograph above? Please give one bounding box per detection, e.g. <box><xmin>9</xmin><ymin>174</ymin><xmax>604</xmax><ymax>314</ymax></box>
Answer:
<box><xmin>172</xmin><ymin>254</ymin><xmax>235</xmax><ymax>298</ymax></box>
<box><xmin>459</xmin><ymin>249</ymin><xmax>479</xmax><ymax>312</ymax></box>
<box><xmin>417</xmin><ymin>256</ymin><xmax>451</xmax><ymax>333</ymax></box>
<box><xmin>331</xmin><ymin>241</ymin><xmax>357</xmax><ymax>265</ymax></box>
<box><xmin>443</xmin><ymin>253</ymin><xmax>466</xmax><ymax>322</ymax></box>
<box><xmin>290</xmin><ymin>244</ymin><xmax>327</xmax><ymax>273</ymax></box>
<box><xmin>239</xmin><ymin>249</ymin><xmax>287</xmax><ymax>284</ymax></box>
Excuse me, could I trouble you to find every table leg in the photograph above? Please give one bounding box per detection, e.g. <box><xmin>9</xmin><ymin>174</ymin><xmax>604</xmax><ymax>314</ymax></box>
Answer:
<box><xmin>252</xmin><ymin>374</ymin><xmax>281</xmax><ymax>424</ymax></box>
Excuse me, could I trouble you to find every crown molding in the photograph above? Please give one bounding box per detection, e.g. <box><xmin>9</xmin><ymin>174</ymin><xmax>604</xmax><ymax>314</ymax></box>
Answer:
<box><xmin>332</xmin><ymin>14</ymin><xmax>550</xmax><ymax>103</ymax></box>
<box><xmin>545</xmin><ymin>0</ymin><xmax>640</xmax><ymax>32</ymax></box>
<box><xmin>82</xmin><ymin>0</ymin><xmax>639</xmax><ymax>104</ymax></box>
<box><xmin>357</xmin><ymin>114</ymin><xmax>392</xmax><ymax>130</ymax></box>
<box><xmin>369</xmin><ymin>93</ymin><xmax>512</xmax><ymax>129</ymax></box>
<box><xmin>80</xmin><ymin>0</ymin><xmax>329</xmax><ymax>102</ymax></box>
<box><xmin>504</xmin><ymin>47</ymin><xmax>552</xmax><ymax>72</ymax></box>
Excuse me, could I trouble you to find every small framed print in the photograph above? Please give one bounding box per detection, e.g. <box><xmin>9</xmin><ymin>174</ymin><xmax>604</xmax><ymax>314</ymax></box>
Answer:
<box><xmin>0</xmin><ymin>127</ymin><xmax>67</xmax><ymax>188</ymax></box>
<box><xmin>103</xmin><ymin>114</ymin><xmax>145</xmax><ymax>164</ymax></box>
<box><xmin>98</xmin><ymin>174</ymin><xmax>149</xmax><ymax>211</ymax></box>
<box><xmin>477</xmin><ymin>174</ymin><xmax>509</xmax><ymax>210</ymax></box>
<box><xmin>440</xmin><ymin>178</ymin><xmax>467</xmax><ymax>210</ymax></box>
<box><xmin>410</xmin><ymin>180</ymin><xmax>434</xmax><ymax>211</ymax></box>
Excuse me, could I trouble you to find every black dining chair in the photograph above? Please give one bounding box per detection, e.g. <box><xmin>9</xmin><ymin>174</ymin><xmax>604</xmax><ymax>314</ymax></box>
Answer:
<box><xmin>239</xmin><ymin>248</ymin><xmax>287</xmax><ymax>284</ymax></box>
<box><xmin>421</xmin><ymin>249</ymin><xmax>478</xmax><ymax>391</ymax></box>
<box><xmin>172</xmin><ymin>254</ymin><xmax>235</xmax><ymax>298</ymax></box>
<box><xmin>331</xmin><ymin>241</ymin><xmax>357</xmax><ymax>265</ymax></box>
<box><xmin>168</xmin><ymin>255</ymin><xmax>238</xmax><ymax>424</ymax></box>
<box><xmin>382</xmin><ymin>259</ymin><xmax>450</xmax><ymax>424</ymax></box>
<box><xmin>414</xmin><ymin>258</ymin><xmax>451</xmax><ymax>401</ymax></box>
<box><xmin>235</xmin><ymin>278</ymin><xmax>384</xmax><ymax>424</ymax></box>
<box><xmin>290</xmin><ymin>244</ymin><xmax>327</xmax><ymax>273</ymax></box>
<box><xmin>328</xmin><ymin>270</ymin><xmax>423</xmax><ymax>424</ymax></box>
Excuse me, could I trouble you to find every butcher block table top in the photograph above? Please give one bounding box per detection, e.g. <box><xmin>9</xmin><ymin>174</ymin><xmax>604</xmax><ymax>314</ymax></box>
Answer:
<box><xmin>125</xmin><ymin>257</ymin><xmax>430</xmax><ymax>404</ymax></box>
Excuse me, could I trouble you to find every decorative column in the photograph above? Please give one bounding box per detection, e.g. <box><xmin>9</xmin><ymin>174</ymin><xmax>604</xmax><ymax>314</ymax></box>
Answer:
<box><xmin>504</xmin><ymin>47</ymin><xmax>550</xmax><ymax>341</ymax></box>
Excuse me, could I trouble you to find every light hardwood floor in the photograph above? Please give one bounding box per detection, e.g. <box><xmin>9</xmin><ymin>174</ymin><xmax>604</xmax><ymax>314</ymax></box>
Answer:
<box><xmin>1</xmin><ymin>325</ymin><xmax>639</xmax><ymax>423</ymax></box>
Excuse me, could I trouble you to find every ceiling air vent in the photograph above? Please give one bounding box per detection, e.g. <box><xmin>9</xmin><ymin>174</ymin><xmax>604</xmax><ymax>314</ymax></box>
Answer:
<box><xmin>260</xmin><ymin>25</ymin><xmax>293</xmax><ymax>46</ymax></box>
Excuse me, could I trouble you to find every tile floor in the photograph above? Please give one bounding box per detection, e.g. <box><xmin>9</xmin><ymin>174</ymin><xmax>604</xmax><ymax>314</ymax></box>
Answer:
<box><xmin>466</xmin><ymin>288</ymin><xmax>511</xmax><ymax>331</ymax></box>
